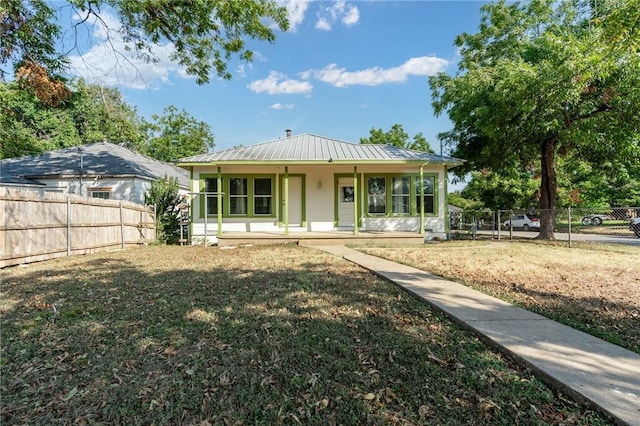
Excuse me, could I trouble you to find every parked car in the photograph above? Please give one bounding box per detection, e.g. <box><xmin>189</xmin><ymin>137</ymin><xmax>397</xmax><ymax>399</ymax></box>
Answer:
<box><xmin>630</xmin><ymin>218</ymin><xmax>640</xmax><ymax>238</ymax></box>
<box><xmin>581</xmin><ymin>214</ymin><xmax>609</xmax><ymax>226</ymax></box>
<box><xmin>503</xmin><ymin>214</ymin><xmax>540</xmax><ymax>231</ymax></box>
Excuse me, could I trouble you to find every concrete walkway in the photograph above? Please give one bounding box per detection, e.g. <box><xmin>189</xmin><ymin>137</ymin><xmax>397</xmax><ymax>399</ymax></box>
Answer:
<box><xmin>312</xmin><ymin>245</ymin><xmax>640</xmax><ymax>426</ymax></box>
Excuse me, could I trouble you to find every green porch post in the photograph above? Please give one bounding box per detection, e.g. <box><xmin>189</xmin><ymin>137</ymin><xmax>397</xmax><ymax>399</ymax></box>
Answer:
<box><xmin>420</xmin><ymin>165</ymin><xmax>425</xmax><ymax>235</ymax></box>
<box><xmin>353</xmin><ymin>166</ymin><xmax>359</xmax><ymax>235</ymax></box>
<box><xmin>284</xmin><ymin>166</ymin><xmax>289</xmax><ymax>235</ymax></box>
<box><xmin>444</xmin><ymin>165</ymin><xmax>449</xmax><ymax>236</ymax></box>
<box><xmin>217</xmin><ymin>166</ymin><xmax>222</xmax><ymax>237</ymax></box>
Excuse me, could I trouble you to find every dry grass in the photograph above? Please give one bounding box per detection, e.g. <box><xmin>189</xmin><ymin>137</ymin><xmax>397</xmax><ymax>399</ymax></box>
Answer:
<box><xmin>0</xmin><ymin>245</ymin><xmax>610</xmax><ymax>425</ymax></box>
<box><xmin>360</xmin><ymin>241</ymin><xmax>640</xmax><ymax>353</ymax></box>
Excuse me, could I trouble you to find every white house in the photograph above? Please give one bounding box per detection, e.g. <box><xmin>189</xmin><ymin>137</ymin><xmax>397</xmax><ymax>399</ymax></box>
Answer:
<box><xmin>0</xmin><ymin>141</ymin><xmax>189</xmax><ymax>204</ymax></box>
<box><xmin>177</xmin><ymin>132</ymin><xmax>463</xmax><ymax>244</ymax></box>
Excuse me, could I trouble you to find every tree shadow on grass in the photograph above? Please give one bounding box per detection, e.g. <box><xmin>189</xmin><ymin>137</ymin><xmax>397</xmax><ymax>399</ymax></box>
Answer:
<box><xmin>0</xmin><ymin>246</ymin><xmax>609</xmax><ymax>425</ymax></box>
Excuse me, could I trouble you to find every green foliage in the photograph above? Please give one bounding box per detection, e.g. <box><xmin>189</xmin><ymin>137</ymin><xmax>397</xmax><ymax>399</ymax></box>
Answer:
<box><xmin>0</xmin><ymin>80</ymin><xmax>81</xmax><ymax>157</ymax></box>
<box><xmin>447</xmin><ymin>191</ymin><xmax>484</xmax><ymax>210</ymax></box>
<box><xmin>0</xmin><ymin>79</ymin><xmax>144</xmax><ymax>158</ymax></box>
<box><xmin>360</xmin><ymin>124</ymin><xmax>435</xmax><ymax>153</ymax></box>
<box><xmin>461</xmin><ymin>170</ymin><xmax>540</xmax><ymax>211</ymax></box>
<box><xmin>430</xmin><ymin>0</ymin><xmax>640</xmax><ymax>237</ymax></box>
<box><xmin>1</xmin><ymin>0</ymin><xmax>289</xmax><ymax>84</ymax></box>
<box><xmin>144</xmin><ymin>176</ymin><xmax>181</xmax><ymax>243</ymax></box>
<box><xmin>142</xmin><ymin>105</ymin><xmax>214</xmax><ymax>162</ymax></box>
<box><xmin>0</xmin><ymin>0</ymin><xmax>67</xmax><ymax>79</ymax></box>
<box><xmin>68</xmin><ymin>79</ymin><xmax>146</xmax><ymax>151</ymax></box>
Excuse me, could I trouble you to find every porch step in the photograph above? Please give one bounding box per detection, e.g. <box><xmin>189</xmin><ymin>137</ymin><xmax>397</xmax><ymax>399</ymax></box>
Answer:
<box><xmin>216</xmin><ymin>232</ymin><xmax>425</xmax><ymax>247</ymax></box>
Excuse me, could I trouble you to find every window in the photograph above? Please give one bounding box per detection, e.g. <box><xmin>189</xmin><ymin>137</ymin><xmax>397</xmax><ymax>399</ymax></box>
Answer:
<box><xmin>91</xmin><ymin>191</ymin><xmax>110</xmax><ymax>199</ymax></box>
<box><xmin>229</xmin><ymin>177</ymin><xmax>248</xmax><ymax>215</ymax></box>
<box><xmin>342</xmin><ymin>186</ymin><xmax>354</xmax><ymax>203</ymax></box>
<box><xmin>392</xmin><ymin>177</ymin><xmax>410</xmax><ymax>214</ymax></box>
<box><xmin>200</xmin><ymin>174</ymin><xmax>277</xmax><ymax>218</ymax></box>
<box><xmin>254</xmin><ymin>178</ymin><xmax>272</xmax><ymax>215</ymax></box>
<box><xmin>368</xmin><ymin>177</ymin><xmax>386</xmax><ymax>214</ymax></box>
<box><xmin>416</xmin><ymin>176</ymin><xmax>435</xmax><ymax>215</ymax></box>
<box><xmin>204</xmin><ymin>178</ymin><xmax>221</xmax><ymax>215</ymax></box>
<box><xmin>363</xmin><ymin>174</ymin><xmax>437</xmax><ymax>217</ymax></box>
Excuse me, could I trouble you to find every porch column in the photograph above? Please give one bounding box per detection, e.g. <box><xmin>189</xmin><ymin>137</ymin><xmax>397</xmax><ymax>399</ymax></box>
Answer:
<box><xmin>353</xmin><ymin>166</ymin><xmax>359</xmax><ymax>235</ymax></box>
<box><xmin>444</xmin><ymin>165</ymin><xmax>449</xmax><ymax>236</ymax></box>
<box><xmin>419</xmin><ymin>165</ymin><xmax>425</xmax><ymax>235</ymax></box>
<box><xmin>217</xmin><ymin>166</ymin><xmax>223</xmax><ymax>237</ymax></box>
<box><xmin>284</xmin><ymin>166</ymin><xmax>289</xmax><ymax>235</ymax></box>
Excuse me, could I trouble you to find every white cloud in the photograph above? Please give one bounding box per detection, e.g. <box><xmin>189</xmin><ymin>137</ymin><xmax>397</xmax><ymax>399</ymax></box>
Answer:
<box><xmin>341</xmin><ymin>4</ymin><xmax>360</xmax><ymax>26</ymax></box>
<box><xmin>284</xmin><ymin>0</ymin><xmax>310</xmax><ymax>32</ymax></box>
<box><xmin>247</xmin><ymin>71</ymin><xmax>313</xmax><ymax>94</ymax></box>
<box><xmin>315</xmin><ymin>18</ymin><xmax>331</xmax><ymax>31</ymax></box>
<box><xmin>306</xmin><ymin>56</ymin><xmax>450</xmax><ymax>88</ymax></box>
<box><xmin>67</xmin><ymin>11</ymin><xmax>187</xmax><ymax>89</ymax></box>
<box><xmin>270</xmin><ymin>103</ymin><xmax>295</xmax><ymax>110</ymax></box>
<box><xmin>315</xmin><ymin>1</ymin><xmax>359</xmax><ymax>31</ymax></box>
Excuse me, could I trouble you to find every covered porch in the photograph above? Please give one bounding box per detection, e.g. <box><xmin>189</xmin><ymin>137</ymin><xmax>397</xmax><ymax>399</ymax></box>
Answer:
<box><xmin>212</xmin><ymin>230</ymin><xmax>427</xmax><ymax>247</ymax></box>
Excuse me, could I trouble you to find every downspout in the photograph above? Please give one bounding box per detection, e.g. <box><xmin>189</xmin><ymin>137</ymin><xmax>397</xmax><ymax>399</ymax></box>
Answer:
<box><xmin>353</xmin><ymin>166</ymin><xmax>359</xmax><ymax>235</ymax></box>
<box><xmin>284</xmin><ymin>166</ymin><xmax>289</xmax><ymax>235</ymax></box>
<box><xmin>217</xmin><ymin>166</ymin><xmax>223</xmax><ymax>237</ymax></box>
<box><xmin>420</xmin><ymin>165</ymin><xmax>425</xmax><ymax>235</ymax></box>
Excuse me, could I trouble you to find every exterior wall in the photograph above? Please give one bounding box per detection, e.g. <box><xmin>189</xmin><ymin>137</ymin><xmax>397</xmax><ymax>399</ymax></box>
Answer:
<box><xmin>19</xmin><ymin>176</ymin><xmax>186</xmax><ymax>205</ymax></box>
<box><xmin>35</xmin><ymin>177</ymin><xmax>144</xmax><ymax>203</ymax></box>
<box><xmin>189</xmin><ymin>163</ymin><xmax>450</xmax><ymax>242</ymax></box>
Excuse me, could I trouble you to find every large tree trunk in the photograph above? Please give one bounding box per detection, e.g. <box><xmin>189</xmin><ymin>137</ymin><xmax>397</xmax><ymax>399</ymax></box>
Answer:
<box><xmin>538</xmin><ymin>135</ymin><xmax>558</xmax><ymax>240</ymax></box>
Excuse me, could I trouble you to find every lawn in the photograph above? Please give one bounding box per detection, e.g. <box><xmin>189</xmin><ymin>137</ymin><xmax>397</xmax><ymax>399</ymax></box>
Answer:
<box><xmin>360</xmin><ymin>241</ymin><xmax>640</xmax><ymax>354</ymax></box>
<box><xmin>1</xmin><ymin>245</ymin><xmax>610</xmax><ymax>425</ymax></box>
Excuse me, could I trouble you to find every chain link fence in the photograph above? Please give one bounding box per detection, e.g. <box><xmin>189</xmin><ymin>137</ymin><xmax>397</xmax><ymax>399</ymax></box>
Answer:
<box><xmin>449</xmin><ymin>207</ymin><xmax>640</xmax><ymax>249</ymax></box>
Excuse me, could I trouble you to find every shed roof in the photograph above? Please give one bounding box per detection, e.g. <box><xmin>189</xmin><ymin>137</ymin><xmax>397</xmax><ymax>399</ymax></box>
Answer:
<box><xmin>0</xmin><ymin>141</ymin><xmax>189</xmax><ymax>188</ymax></box>
<box><xmin>177</xmin><ymin>133</ymin><xmax>463</xmax><ymax>165</ymax></box>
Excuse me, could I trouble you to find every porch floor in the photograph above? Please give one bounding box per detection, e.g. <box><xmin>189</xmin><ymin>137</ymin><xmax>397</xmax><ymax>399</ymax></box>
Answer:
<box><xmin>215</xmin><ymin>230</ymin><xmax>426</xmax><ymax>247</ymax></box>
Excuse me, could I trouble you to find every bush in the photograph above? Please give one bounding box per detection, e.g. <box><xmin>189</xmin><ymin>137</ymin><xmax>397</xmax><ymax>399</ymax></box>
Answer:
<box><xmin>145</xmin><ymin>177</ymin><xmax>181</xmax><ymax>243</ymax></box>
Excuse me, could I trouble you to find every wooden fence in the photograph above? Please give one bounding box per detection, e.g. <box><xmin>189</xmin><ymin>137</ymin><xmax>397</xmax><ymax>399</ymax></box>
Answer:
<box><xmin>1</xmin><ymin>188</ymin><xmax>156</xmax><ymax>268</ymax></box>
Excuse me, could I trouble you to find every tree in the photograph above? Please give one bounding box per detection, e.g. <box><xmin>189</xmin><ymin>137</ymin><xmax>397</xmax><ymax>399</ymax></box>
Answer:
<box><xmin>0</xmin><ymin>80</ymin><xmax>80</xmax><ymax>157</ymax></box>
<box><xmin>68</xmin><ymin>79</ymin><xmax>145</xmax><ymax>151</ymax></box>
<box><xmin>461</xmin><ymin>170</ymin><xmax>540</xmax><ymax>211</ymax></box>
<box><xmin>1</xmin><ymin>0</ymin><xmax>289</xmax><ymax>85</ymax></box>
<box><xmin>430</xmin><ymin>0</ymin><xmax>640</xmax><ymax>239</ymax></box>
<box><xmin>142</xmin><ymin>105</ymin><xmax>214</xmax><ymax>162</ymax></box>
<box><xmin>0</xmin><ymin>79</ymin><xmax>144</xmax><ymax>158</ymax></box>
<box><xmin>360</xmin><ymin>124</ymin><xmax>435</xmax><ymax>153</ymax></box>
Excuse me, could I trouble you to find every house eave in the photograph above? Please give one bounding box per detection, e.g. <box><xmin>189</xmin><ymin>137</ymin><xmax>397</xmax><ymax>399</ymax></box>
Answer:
<box><xmin>177</xmin><ymin>159</ymin><xmax>464</xmax><ymax>167</ymax></box>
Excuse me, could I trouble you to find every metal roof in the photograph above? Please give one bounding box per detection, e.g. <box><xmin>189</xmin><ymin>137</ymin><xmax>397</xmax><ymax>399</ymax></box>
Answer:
<box><xmin>1</xmin><ymin>141</ymin><xmax>190</xmax><ymax>187</ymax></box>
<box><xmin>177</xmin><ymin>133</ymin><xmax>463</xmax><ymax>165</ymax></box>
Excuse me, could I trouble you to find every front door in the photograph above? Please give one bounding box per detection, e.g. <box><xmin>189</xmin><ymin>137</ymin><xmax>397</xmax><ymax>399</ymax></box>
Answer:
<box><xmin>338</xmin><ymin>177</ymin><xmax>355</xmax><ymax>228</ymax></box>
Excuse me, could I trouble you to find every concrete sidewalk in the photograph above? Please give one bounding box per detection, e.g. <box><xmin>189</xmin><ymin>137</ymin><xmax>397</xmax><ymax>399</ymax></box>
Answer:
<box><xmin>313</xmin><ymin>245</ymin><xmax>640</xmax><ymax>426</ymax></box>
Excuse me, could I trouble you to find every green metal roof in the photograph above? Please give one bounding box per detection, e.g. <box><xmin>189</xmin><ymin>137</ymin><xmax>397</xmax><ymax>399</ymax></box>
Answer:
<box><xmin>177</xmin><ymin>133</ymin><xmax>463</xmax><ymax>166</ymax></box>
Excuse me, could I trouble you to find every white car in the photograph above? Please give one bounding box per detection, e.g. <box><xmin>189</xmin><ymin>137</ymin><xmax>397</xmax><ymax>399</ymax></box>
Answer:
<box><xmin>503</xmin><ymin>214</ymin><xmax>540</xmax><ymax>231</ymax></box>
<box><xmin>630</xmin><ymin>218</ymin><xmax>640</xmax><ymax>238</ymax></box>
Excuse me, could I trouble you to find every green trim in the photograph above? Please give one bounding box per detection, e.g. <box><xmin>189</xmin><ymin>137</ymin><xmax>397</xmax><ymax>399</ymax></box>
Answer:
<box><xmin>278</xmin><ymin>174</ymin><xmax>306</xmax><ymax>228</ymax></box>
<box><xmin>420</xmin><ymin>166</ymin><xmax>424</xmax><ymax>234</ymax></box>
<box><xmin>217</xmin><ymin>167</ymin><xmax>222</xmax><ymax>237</ymax></box>
<box><xmin>362</xmin><ymin>173</ymin><xmax>438</xmax><ymax>218</ymax></box>
<box><xmin>444</xmin><ymin>165</ymin><xmax>449</xmax><ymax>234</ymax></box>
<box><xmin>353</xmin><ymin>166</ymin><xmax>359</xmax><ymax>235</ymax></box>
<box><xmin>189</xmin><ymin>167</ymin><xmax>194</xmax><ymax>240</ymax></box>
<box><xmin>178</xmin><ymin>160</ymin><xmax>462</xmax><ymax>167</ymax></box>
<box><xmin>198</xmin><ymin>173</ymin><xmax>277</xmax><ymax>219</ymax></box>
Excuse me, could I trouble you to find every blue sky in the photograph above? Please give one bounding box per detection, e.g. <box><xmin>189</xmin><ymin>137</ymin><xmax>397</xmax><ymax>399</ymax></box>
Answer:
<box><xmin>60</xmin><ymin>0</ymin><xmax>486</xmax><ymax>160</ymax></box>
